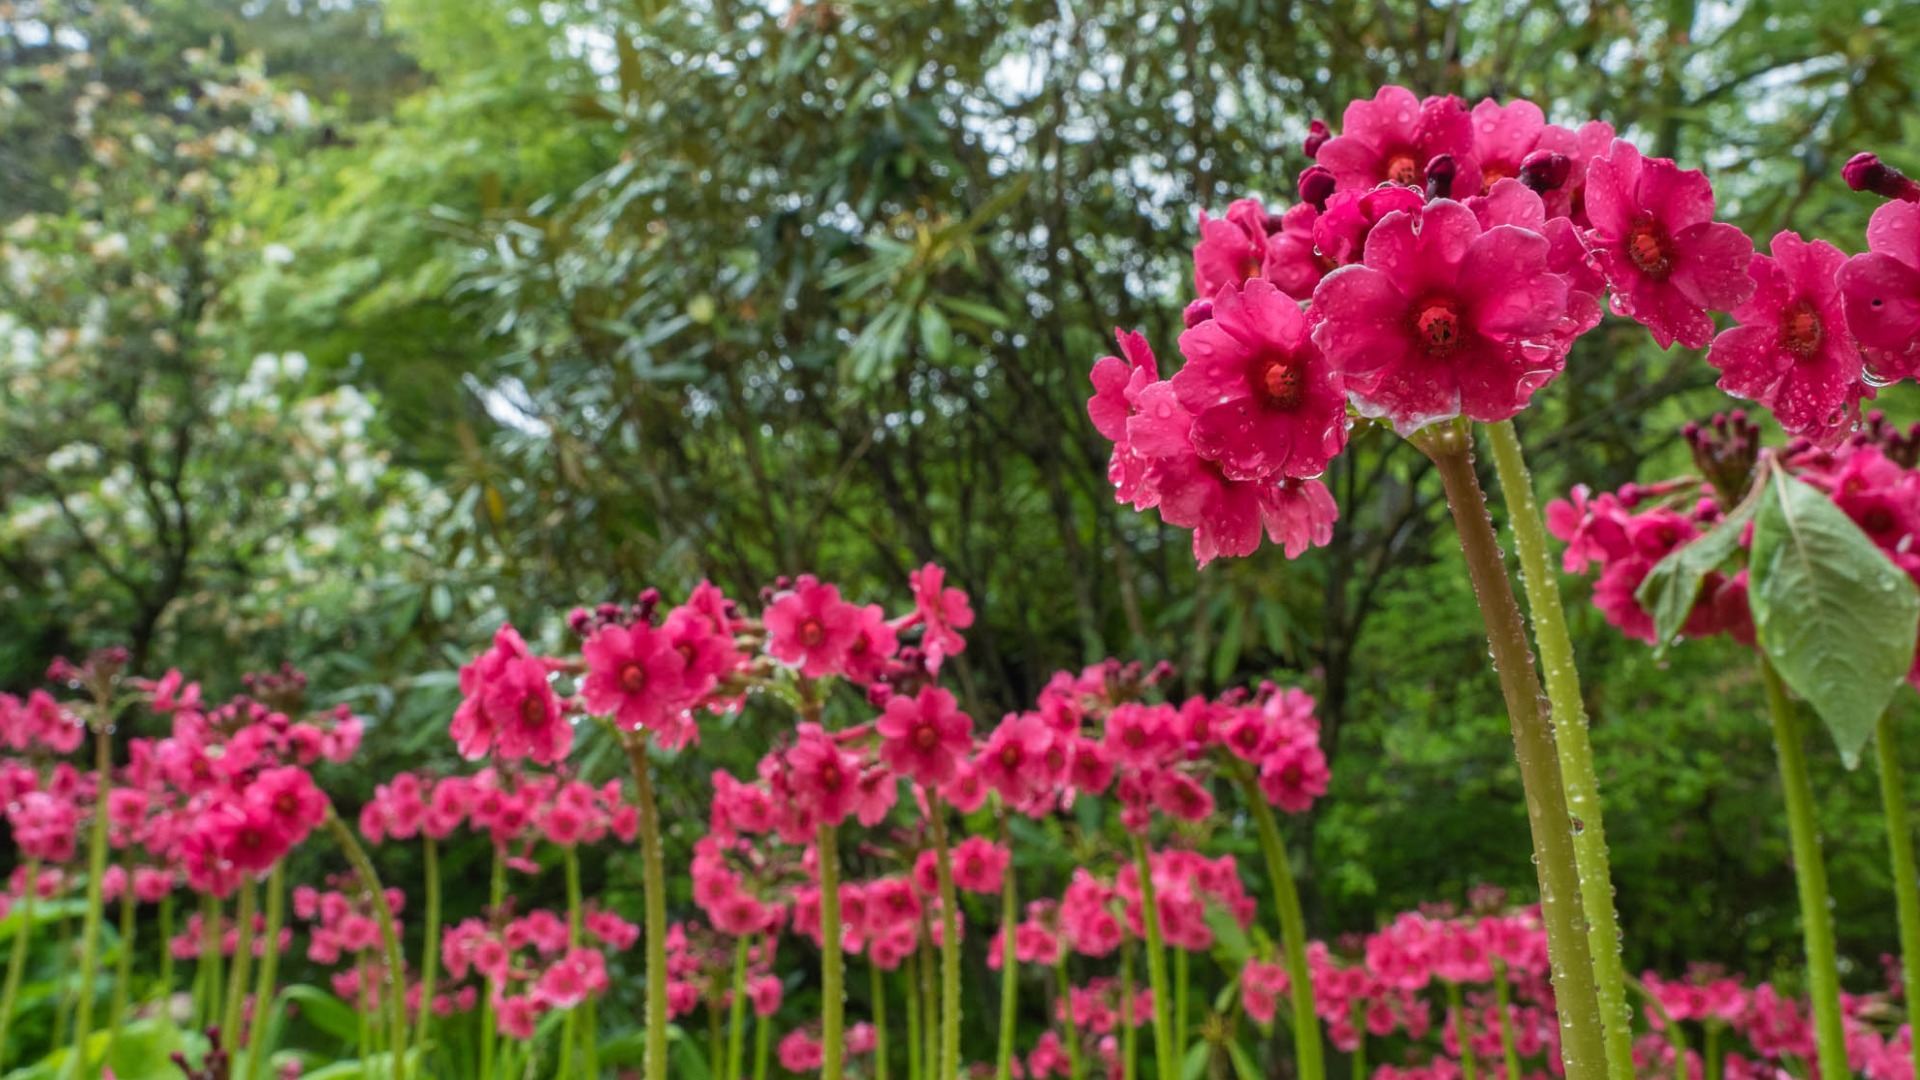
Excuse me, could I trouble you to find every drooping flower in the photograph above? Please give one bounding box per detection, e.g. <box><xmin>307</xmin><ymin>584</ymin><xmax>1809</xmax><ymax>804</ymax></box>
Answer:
<box><xmin>1583</xmin><ymin>139</ymin><xmax>1756</xmax><ymax>349</ymax></box>
<box><xmin>1311</xmin><ymin>199</ymin><xmax>1573</xmax><ymax>433</ymax></box>
<box><xmin>1315</xmin><ymin>86</ymin><xmax>1481</xmax><ymax>199</ymax></box>
<box><xmin>1838</xmin><ymin>199</ymin><xmax>1920</xmax><ymax>381</ymax></box>
<box><xmin>1171</xmin><ymin>279</ymin><xmax>1348</xmax><ymax>481</ymax></box>
<box><xmin>1707</xmin><ymin>231</ymin><xmax>1866</xmax><ymax>445</ymax></box>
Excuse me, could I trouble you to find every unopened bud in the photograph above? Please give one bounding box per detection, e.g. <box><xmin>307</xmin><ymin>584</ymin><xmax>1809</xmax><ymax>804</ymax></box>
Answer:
<box><xmin>1303</xmin><ymin>119</ymin><xmax>1331</xmax><ymax>159</ymax></box>
<box><xmin>1423</xmin><ymin>155</ymin><xmax>1457</xmax><ymax>201</ymax></box>
<box><xmin>1297</xmin><ymin>164</ymin><xmax>1336</xmax><ymax>212</ymax></box>
<box><xmin>1518</xmin><ymin>150</ymin><xmax>1571</xmax><ymax>193</ymax></box>
<box><xmin>1843</xmin><ymin>152</ymin><xmax>1920</xmax><ymax>203</ymax></box>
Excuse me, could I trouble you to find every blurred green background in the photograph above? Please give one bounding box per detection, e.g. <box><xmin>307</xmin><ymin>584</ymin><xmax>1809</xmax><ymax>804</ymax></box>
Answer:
<box><xmin>3</xmin><ymin>0</ymin><xmax>1918</xmax><ymax>998</ymax></box>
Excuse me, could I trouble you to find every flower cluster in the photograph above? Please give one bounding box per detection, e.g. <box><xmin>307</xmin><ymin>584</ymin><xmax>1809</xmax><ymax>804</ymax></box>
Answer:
<box><xmin>441</xmin><ymin>907</ymin><xmax>631</xmax><ymax>1037</ymax></box>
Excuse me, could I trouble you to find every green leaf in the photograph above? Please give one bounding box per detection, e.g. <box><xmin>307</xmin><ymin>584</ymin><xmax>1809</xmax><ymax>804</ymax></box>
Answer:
<box><xmin>1202</xmin><ymin>898</ymin><xmax>1252</xmax><ymax>966</ymax></box>
<box><xmin>1183</xmin><ymin>1039</ymin><xmax>1212</xmax><ymax>1080</ymax></box>
<box><xmin>1212</xmin><ymin>603</ymin><xmax>1246</xmax><ymax>686</ymax></box>
<box><xmin>279</xmin><ymin>984</ymin><xmax>362</xmax><ymax>1045</ymax></box>
<box><xmin>937</xmin><ymin>296</ymin><xmax>1011</xmax><ymax>329</ymax></box>
<box><xmin>1748</xmin><ymin>470</ymin><xmax>1920</xmax><ymax>767</ymax></box>
<box><xmin>667</xmin><ymin>1024</ymin><xmax>713</xmax><ymax>1080</ymax></box>
<box><xmin>1635</xmin><ymin>497</ymin><xmax>1756</xmax><ymax>654</ymax></box>
<box><xmin>917</xmin><ymin>303</ymin><xmax>953</xmax><ymax>362</ymax></box>
<box><xmin>1226</xmin><ymin>1041</ymin><xmax>1265</xmax><ymax>1080</ymax></box>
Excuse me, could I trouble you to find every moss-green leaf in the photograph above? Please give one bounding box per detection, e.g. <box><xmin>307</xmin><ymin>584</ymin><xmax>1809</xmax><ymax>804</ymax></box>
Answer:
<box><xmin>1636</xmin><ymin>497</ymin><xmax>1755</xmax><ymax>655</ymax></box>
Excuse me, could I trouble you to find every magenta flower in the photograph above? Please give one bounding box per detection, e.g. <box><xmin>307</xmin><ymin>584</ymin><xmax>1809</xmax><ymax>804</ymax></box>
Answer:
<box><xmin>1310</xmin><ymin>199</ymin><xmax>1572</xmax><ymax>433</ymax></box>
<box><xmin>1708</xmin><ymin>231</ymin><xmax>1867</xmax><ymax>445</ymax></box>
<box><xmin>1172</xmin><ymin>279</ymin><xmax>1347</xmax><ymax>481</ymax></box>
<box><xmin>1316</xmin><ymin>86</ymin><xmax>1481</xmax><ymax>198</ymax></box>
<box><xmin>909</xmin><ymin>562</ymin><xmax>974</xmax><ymax>673</ymax></box>
<box><xmin>764</xmin><ymin>576</ymin><xmax>861</xmax><ymax>678</ymax></box>
<box><xmin>449</xmin><ymin>624</ymin><xmax>569</xmax><ymax>766</ymax></box>
<box><xmin>876</xmin><ymin>685</ymin><xmax>973</xmax><ymax>786</ymax></box>
<box><xmin>579</xmin><ymin>621</ymin><xmax>690</xmax><ymax>735</ymax></box>
<box><xmin>1192</xmin><ymin>198</ymin><xmax>1273</xmax><ymax>298</ymax></box>
<box><xmin>1467</xmin><ymin>98</ymin><xmax>1564</xmax><ymax>191</ymax></box>
<box><xmin>1838</xmin><ymin>200</ymin><xmax>1920</xmax><ymax>380</ymax></box>
<box><xmin>786</xmin><ymin>723</ymin><xmax>859</xmax><ymax>827</ymax></box>
<box><xmin>1583</xmin><ymin>139</ymin><xmax>1756</xmax><ymax>349</ymax></box>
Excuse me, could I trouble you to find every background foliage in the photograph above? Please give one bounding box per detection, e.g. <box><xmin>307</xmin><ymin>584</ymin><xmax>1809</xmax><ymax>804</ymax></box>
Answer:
<box><xmin>4</xmin><ymin>0</ymin><xmax>1919</xmax><ymax>1009</ymax></box>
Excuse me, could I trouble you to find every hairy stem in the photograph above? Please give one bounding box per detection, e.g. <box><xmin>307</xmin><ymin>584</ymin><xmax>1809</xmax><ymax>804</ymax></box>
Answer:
<box><xmin>1238</xmin><ymin>769</ymin><xmax>1324</xmax><ymax>1080</ymax></box>
<box><xmin>930</xmin><ymin>807</ymin><xmax>962</xmax><ymax>1079</ymax></box>
<box><xmin>996</xmin><ymin>812</ymin><xmax>1019</xmax><ymax>1080</ymax></box>
<box><xmin>69</xmin><ymin>721</ymin><xmax>113</xmax><ymax>1070</ymax></box>
<box><xmin>1129</xmin><ymin>837</ymin><xmax>1177</xmax><ymax>1080</ymax></box>
<box><xmin>325</xmin><ymin>810</ymin><xmax>408</xmax><ymax>1079</ymax></box>
<box><xmin>0</xmin><ymin>858</ymin><xmax>40</xmax><ymax>1067</ymax></box>
<box><xmin>622</xmin><ymin>733</ymin><xmax>671</xmax><ymax>1080</ymax></box>
<box><xmin>727</xmin><ymin>937</ymin><xmax>751</xmax><ymax>1080</ymax></box>
<box><xmin>1876</xmin><ymin>709</ymin><xmax>1920</xmax><ymax>1080</ymax></box>
<box><xmin>246</xmin><ymin>864</ymin><xmax>288</xmax><ymax>1080</ymax></box>
<box><xmin>820</xmin><ymin>823</ymin><xmax>845</xmax><ymax>1080</ymax></box>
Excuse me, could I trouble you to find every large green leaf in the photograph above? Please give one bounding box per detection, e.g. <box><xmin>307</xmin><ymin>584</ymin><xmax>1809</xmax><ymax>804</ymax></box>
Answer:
<box><xmin>1748</xmin><ymin>470</ymin><xmax>1919</xmax><ymax>767</ymax></box>
<box><xmin>1636</xmin><ymin>497</ymin><xmax>1756</xmax><ymax>654</ymax></box>
<box><xmin>279</xmin><ymin>984</ymin><xmax>363</xmax><ymax>1046</ymax></box>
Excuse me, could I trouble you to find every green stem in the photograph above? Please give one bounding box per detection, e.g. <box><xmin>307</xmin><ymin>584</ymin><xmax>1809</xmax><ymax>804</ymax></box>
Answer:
<box><xmin>1173</xmin><ymin>945</ymin><xmax>1189</xmax><ymax>1070</ymax></box>
<box><xmin>157</xmin><ymin>892</ymin><xmax>175</xmax><ymax>1008</ymax></box>
<box><xmin>1446</xmin><ymin>981</ymin><xmax>1476</xmax><ymax>1080</ymax></box>
<box><xmin>996</xmin><ymin>814</ymin><xmax>1018</xmax><ymax>1080</ymax></box>
<box><xmin>1876</xmin><ymin>709</ymin><xmax>1920</xmax><ymax>1080</ymax></box>
<box><xmin>820</xmin><ymin>823</ymin><xmax>845</xmax><ymax>1080</ymax></box>
<box><xmin>622</xmin><ymin>734</ymin><xmax>671</xmax><ymax>1080</ymax></box>
<box><xmin>1056</xmin><ymin>960</ymin><xmax>1083</xmax><ymax>1080</ymax></box>
<box><xmin>1493</xmin><ymin>959</ymin><xmax>1522</xmax><ymax>1080</ymax></box>
<box><xmin>562</xmin><ymin>846</ymin><xmax>583</xmax><ymax>1080</ymax></box>
<box><xmin>1129</xmin><ymin>837</ymin><xmax>1177</xmax><ymax>1080</ymax></box>
<box><xmin>1350</xmin><ymin>1001</ymin><xmax>1366</xmax><ymax>1080</ymax></box>
<box><xmin>1120</xmin><ymin>944</ymin><xmax>1137</xmax><ymax>1080</ymax></box>
<box><xmin>69</xmin><ymin>722</ymin><xmax>113</xmax><ymax>1071</ymax></box>
<box><xmin>0</xmin><ymin>859</ymin><xmax>40</xmax><ymax>1068</ymax></box>
<box><xmin>905</xmin><ymin>959</ymin><xmax>923</xmax><ymax>1080</ymax></box>
<box><xmin>223</xmin><ymin>876</ymin><xmax>258</xmax><ymax>1048</ymax></box>
<box><xmin>1420</xmin><ymin>426</ymin><xmax>1608</xmax><ymax>1080</ymax></box>
<box><xmin>726</xmin><ymin>937</ymin><xmax>751</xmax><ymax>1080</ymax></box>
<box><xmin>1486</xmin><ymin>419</ymin><xmax>1635</xmax><ymax>1080</ymax></box>
<box><xmin>1704</xmin><ymin>1023</ymin><xmax>1722</xmax><ymax>1080</ymax></box>
<box><xmin>1237</xmin><ymin>771</ymin><xmax>1323</xmax><ymax>1080</ymax></box>
<box><xmin>871</xmin><ymin>956</ymin><xmax>890</xmax><ymax>1080</ymax></box>
<box><xmin>246</xmin><ymin>864</ymin><xmax>288</xmax><ymax>1080</ymax></box>
<box><xmin>919</xmin><ymin>935</ymin><xmax>938</xmax><ymax>1077</ymax></box>
<box><xmin>752</xmin><ymin>1003</ymin><xmax>772</xmax><ymax>1080</ymax></box>
<box><xmin>708</xmin><ymin>991</ymin><xmax>724</xmax><ymax>1080</ymax></box>
<box><xmin>1761</xmin><ymin>658</ymin><xmax>1849</xmax><ymax>1080</ymax></box>
<box><xmin>357</xmin><ymin>959</ymin><xmax>373</xmax><ymax>1080</ymax></box>
<box><xmin>413</xmin><ymin>838</ymin><xmax>442</xmax><ymax>1062</ymax></box>
<box><xmin>324</xmin><ymin>810</ymin><xmax>409</xmax><ymax>1080</ymax></box>
<box><xmin>479</xmin><ymin>849</ymin><xmax>504</xmax><ymax>1080</ymax></box>
<box><xmin>105</xmin><ymin>860</ymin><xmax>136</xmax><ymax>1064</ymax></box>
<box><xmin>52</xmin><ymin>905</ymin><xmax>71</xmax><ymax>1049</ymax></box>
<box><xmin>198</xmin><ymin>894</ymin><xmax>221</xmax><ymax>1034</ymax></box>
<box><xmin>930</xmin><ymin>807</ymin><xmax>962</xmax><ymax>1079</ymax></box>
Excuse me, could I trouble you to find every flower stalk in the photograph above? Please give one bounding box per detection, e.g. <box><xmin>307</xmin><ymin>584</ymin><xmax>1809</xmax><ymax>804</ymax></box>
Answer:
<box><xmin>1875</xmin><ymin>708</ymin><xmax>1920</xmax><ymax>1080</ymax></box>
<box><xmin>1237</xmin><ymin>767</ymin><xmax>1323</xmax><ymax>1080</ymax></box>
<box><xmin>621</xmin><ymin>731</ymin><xmax>672</xmax><ymax>1080</ymax></box>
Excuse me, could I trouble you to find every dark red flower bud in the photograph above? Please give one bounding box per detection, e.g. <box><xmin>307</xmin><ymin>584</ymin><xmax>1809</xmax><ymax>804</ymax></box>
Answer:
<box><xmin>1423</xmin><ymin>155</ymin><xmax>1457</xmax><ymax>201</ymax></box>
<box><xmin>1519</xmin><ymin>150</ymin><xmax>1571</xmax><ymax>193</ymax></box>
<box><xmin>1183</xmin><ymin>299</ymin><xmax>1214</xmax><ymax>328</ymax></box>
<box><xmin>1297</xmin><ymin>164</ymin><xmax>1336</xmax><ymax>212</ymax></box>
<box><xmin>1303</xmin><ymin>119</ymin><xmax>1331</xmax><ymax>159</ymax></box>
<box><xmin>1842</xmin><ymin>152</ymin><xmax>1920</xmax><ymax>203</ymax></box>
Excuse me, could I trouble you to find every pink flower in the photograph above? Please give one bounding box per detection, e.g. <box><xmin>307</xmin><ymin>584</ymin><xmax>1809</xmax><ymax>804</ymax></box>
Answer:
<box><xmin>976</xmin><ymin>714</ymin><xmax>1053</xmax><ymax>806</ymax></box>
<box><xmin>1708</xmin><ymin>231</ymin><xmax>1867</xmax><ymax>445</ymax></box>
<box><xmin>764</xmin><ymin>577</ymin><xmax>861</xmax><ymax>679</ymax></box>
<box><xmin>1467</xmin><ymin>98</ymin><xmax>1561</xmax><ymax>192</ymax></box>
<box><xmin>949</xmin><ymin>835</ymin><xmax>1011</xmax><ymax>894</ymax></box>
<box><xmin>1583</xmin><ymin>139</ymin><xmax>1756</xmax><ymax>349</ymax></box>
<box><xmin>450</xmin><ymin>625</ymin><xmax>569</xmax><ymax>765</ymax></box>
<box><xmin>842</xmin><ymin>603</ymin><xmax>900</xmax><ymax>686</ymax></box>
<box><xmin>910</xmin><ymin>563</ymin><xmax>974</xmax><ymax>673</ymax></box>
<box><xmin>1172</xmin><ymin>280</ymin><xmax>1348</xmax><ymax>481</ymax></box>
<box><xmin>1258</xmin><ymin>741</ymin><xmax>1330</xmax><ymax>813</ymax></box>
<box><xmin>579</xmin><ymin>621</ymin><xmax>690</xmax><ymax>735</ymax></box>
<box><xmin>778</xmin><ymin>1029</ymin><xmax>825</xmax><ymax>1072</ymax></box>
<box><xmin>786</xmin><ymin>723</ymin><xmax>860</xmax><ymax>827</ymax></box>
<box><xmin>1193</xmin><ymin>198</ymin><xmax>1274</xmax><ymax>298</ymax></box>
<box><xmin>1315</xmin><ymin>87</ymin><xmax>1481</xmax><ymax>198</ymax></box>
<box><xmin>1243</xmin><ymin>958</ymin><xmax>1291</xmax><ymax>1024</ymax></box>
<box><xmin>1103</xmin><ymin>703</ymin><xmax>1171</xmax><ymax>767</ymax></box>
<box><xmin>876</xmin><ymin>686</ymin><xmax>973</xmax><ymax>786</ymax></box>
<box><xmin>1839</xmin><ymin>200</ymin><xmax>1920</xmax><ymax>380</ymax></box>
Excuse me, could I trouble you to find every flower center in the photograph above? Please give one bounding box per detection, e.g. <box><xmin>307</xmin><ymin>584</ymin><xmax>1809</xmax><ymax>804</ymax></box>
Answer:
<box><xmin>518</xmin><ymin>694</ymin><xmax>547</xmax><ymax>728</ymax></box>
<box><xmin>1253</xmin><ymin>353</ymin><xmax>1306</xmax><ymax>409</ymax></box>
<box><xmin>1413</xmin><ymin>298</ymin><xmax>1465</xmax><ymax>355</ymax></box>
<box><xmin>1625</xmin><ymin>214</ymin><xmax>1673</xmax><ymax>278</ymax></box>
<box><xmin>999</xmin><ymin>743</ymin><xmax>1023</xmax><ymax>769</ymax></box>
<box><xmin>1385</xmin><ymin>153</ymin><xmax>1420</xmax><ymax>186</ymax></box>
<box><xmin>1779</xmin><ymin>299</ymin><xmax>1824</xmax><ymax>357</ymax></box>
<box><xmin>798</xmin><ymin>619</ymin><xmax>825</xmax><ymax>647</ymax></box>
<box><xmin>1280</xmin><ymin>763</ymin><xmax>1303</xmax><ymax>786</ymax></box>
<box><xmin>817</xmin><ymin>762</ymin><xmax>843</xmax><ymax>790</ymax></box>
<box><xmin>914</xmin><ymin>723</ymin><xmax>939</xmax><ymax>750</ymax></box>
<box><xmin>275</xmin><ymin>792</ymin><xmax>298</xmax><ymax>818</ymax></box>
<box><xmin>1480</xmin><ymin>162</ymin><xmax>1516</xmax><ymax>191</ymax></box>
<box><xmin>619</xmin><ymin>664</ymin><xmax>648</xmax><ymax>693</ymax></box>
<box><xmin>1864</xmin><ymin>507</ymin><xmax>1897</xmax><ymax>536</ymax></box>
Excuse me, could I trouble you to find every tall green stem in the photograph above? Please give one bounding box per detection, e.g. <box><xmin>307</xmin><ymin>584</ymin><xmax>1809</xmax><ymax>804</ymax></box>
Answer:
<box><xmin>918</xmin><ymin>936</ymin><xmax>938</xmax><ymax>1077</ymax></box>
<box><xmin>104</xmin><ymin>861</ymin><xmax>136</xmax><ymax>1064</ymax></box>
<box><xmin>246</xmin><ymin>864</ymin><xmax>288</xmax><ymax>1080</ymax></box>
<box><xmin>1493</xmin><ymin>959</ymin><xmax>1521</xmax><ymax>1080</ymax></box>
<box><xmin>51</xmin><ymin>906</ymin><xmax>70</xmax><ymax>1049</ymax></box>
<box><xmin>1420</xmin><ymin>426</ymin><xmax>1607</xmax><ymax>1080</ymax></box>
<box><xmin>223</xmin><ymin>877</ymin><xmax>258</xmax><ymax>1048</ymax></box>
<box><xmin>752</xmin><ymin>1003</ymin><xmax>772</xmax><ymax>1080</ymax></box>
<box><xmin>413</xmin><ymin>838</ymin><xmax>442</xmax><ymax>1061</ymax></box>
<box><xmin>1129</xmin><ymin>837</ymin><xmax>1177</xmax><ymax>1080</ymax></box>
<box><xmin>1120</xmin><ymin>944</ymin><xmax>1137</xmax><ymax>1080</ymax></box>
<box><xmin>1876</xmin><ymin>709</ymin><xmax>1920</xmax><ymax>1080</ymax></box>
<box><xmin>871</xmin><ymin>956</ymin><xmax>890</xmax><ymax>1080</ymax></box>
<box><xmin>198</xmin><ymin>894</ymin><xmax>221</xmax><ymax>1034</ymax></box>
<box><xmin>0</xmin><ymin>858</ymin><xmax>40</xmax><ymax>1068</ymax></box>
<box><xmin>1237</xmin><ymin>771</ymin><xmax>1323</xmax><ymax>1080</ymax></box>
<box><xmin>725</xmin><ymin>937</ymin><xmax>751</xmax><ymax>1080</ymax></box>
<box><xmin>819</xmin><ymin>824</ymin><xmax>845</xmax><ymax>1080</ymax></box>
<box><xmin>1446</xmin><ymin>981</ymin><xmax>1476</xmax><ymax>1080</ymax></box>
<box><xmin>1350</xmin><ymin>1001</ymin><xmax>1366</xmax><ymax>1080</ymax></box>
<box><xmin>325</xmin><ymin>810</ymin><xmax>408</xmax><ymax>1079</ymax></box>
<box><xmin>69</xmin><ymin>722</ymin><xmax>113</xmax><ymax>1071</ymax></box>
<box><xmin>1760</xmin><ymin>658</ymin><xmax>1849</xmax><ymax>1080</ymax></box>
<box><xmin>561</xmin><ymin>846</ymin><xmax>583</xmax><ymax>1080</ymax></box>
<box><xmin>478</xmin><ymin>849</ymin><xmax>504</xmax><ymax>1080</ymax></box>
<box><xmin>930</xmin><ymin>807</ymin><xmax>962</xmax><ymax>1079</ymax></box>
<box><xmin>1055</xmin><ymin>960</ymin><xmax>1083</xmax><ymax>1080</ymax></box>
<box><xmin>1173</xmin><ymin>944</ymin><xmax>1189</xmax><ymax>1069</ymax></box>
<box><xmin>1486</xmin><ymin>419</ymin><xmax>1635</xmax><ymax>1079</ymax></box>
<box><xmin>995</xmin><ymin>814</ymin><xmax>1019</xmax><ymax>1080</ymax></box>
<box><xmin>157</xmin><ymin>892</ymin><xmax>175</xmax><ymax>1007</ymax></box>
<box><xmin>622</xmin><ymin>734</ymin><xmax>671</xmax><ymax>1080</ymax></box>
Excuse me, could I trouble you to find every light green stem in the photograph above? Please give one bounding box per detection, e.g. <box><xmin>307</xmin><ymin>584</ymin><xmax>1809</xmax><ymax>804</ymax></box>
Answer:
<box><xmin>0</xmin><ymin>859</ymin><xmax>40</xmax><ymax>1068</ymax></box>
<box><xmin>1760</xmin><ymin>658</ymin><xmax>1849</xmax><ymax>1080</ymax></box>
<box><xmin>246</xmin><ymin>864</ymin><xmax>288</xmax><ymax>1080</ymax></box>
<box><xmin>919</xmin><ymin>936</ymin><xmax>939</xmax><ymax>1077</ymax></box>
<box><xmin>1056</xmin><ymin>960</ymin><xmax>1083</xmax><ymax>1080</ymax></box>
<box><xmin>1486</xmin><ymin>419</ymin><xmax>1635</xmax><ymax>1080</ymax></box>
<box><xmin>1120</xmin><ymin>945</ymin><xmax>1137</xmax><ymax>1080</ymax></box>
<box><xmin>752</xmin><ymin>1004</ymin><xmax>772</xmax><ymax>1080</ymax></box>
<box><xmin>1129</xmin><ymin>838</ymin><xmax>1177</xmax><ymax>1080</ymax></box>
<box><xmin>724</xmin><ymin>937</ymin><xmax>751</xmax><ymax>1080</ymax></box>
<box><xmin>871</xmin><ymin>956</ymin><xmax>890</xmax><ymax>1080</ymax></box>
<box><xmin>325</xmin><ymin>811</ymin><xmax>409</xmax><ymax>1080</ymax></box>
<box><xmin>478</xmin><ymin>849</ymin><xmax>504</xmax><ymax>1079</ymax></box>
<box><xmin>562</xmin><ymin>845</ymin><xmax>582</xmax><ymax>1080</ymax></box>
<box><xmin>1422</xmin><ymin>427</ymin><xmax>1608</xmax><ymax>1080</ymax></box>
<box><xmin>905</xmin><ymin>959</ymin><xmax>923</xmax><ymax>1080</ymax></box>
<box><xmin>820</xmin><ymin>824</ymin><xmax>845</xmax><ymax>1080</ymax></box>
<box><xmin>709</xmin><ymin>989</ymin><xmax>724</xmax><ymax>1080</ymax></box>
<box><xmin>1493</xmin><ymin>959</ymin><xmax>1522</xmax><ymax>1080</ymax></box>
<box><xmin>357</xmin><ymin>959</ymin><xmax>373</xmax><ymax>1080</ymax></box>
<box><xmin>1173</xmin><ymin>944</ymin><xmax>1189</xmax><ymax>1069</ymax></box>
<box><xmin>198</xmin><ymin>894</ymin><xmax>221</xmax><ymax>1033</ymax></box>
<box><xmin>996</xmin><ymin>814</ymin><xmax>1018</xmax><ymax>1080</ymax></box>
<box><xmin>157</xmin><ymin>892</ymin><xmax>175</xmax><ymax>1007</ymax></box>
<box><xmin>1704</xmin><ymin>1023</ymin><xmax>1722</xmax><ymax>1080</ymax></box>
<box><xmin>413</xmin><ymin>838</ymin><xmax>441</xmax><ymax>1062</ymax></box>
<box><xmin>1447</xmin><ymin>981</ymin><xmax>1476</xmax><ymax>1080</ymax></box>
<box><xmin>223</xmin><ymin>877</ymin><xmax>258</xmax><ymax>1047</ymax></box>
<box><xmin>1238</xmin><ymin>770</ymin><xmax>1323</xmax><ymax>1080</ymax></box>
<box><xmin>68</xmin><ymin>722</ymin><xmax>113</xmax><ymax>1072</ymax></box>
<box><xmin>52</xmin><ymin>906</ymin><xmax>71</xmax><ymax>1049</ymax></box>
<box><xmin>622</xmin><ymin>734</ymin><xmax>671</xmax><ymax>1080</ymax></box>
<box><xmin>105</xmin><ymin>860</ymin><xmax>136</xmax><ymax>1064</ymax></box>
<box><xmin>930</xmin><ymin>808</ymin><xmax>962</xmax><ymax>1079</ymax></box>
<box><xmin>1350</xmin><ymin>1001</ymin><xmax>1366</xmax><ymax>1080</ymax></box>
<box><xmin>1876</xmin><ymin>710</ymin><xmax>1920</xmax><ymax>1080</ymax></box>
